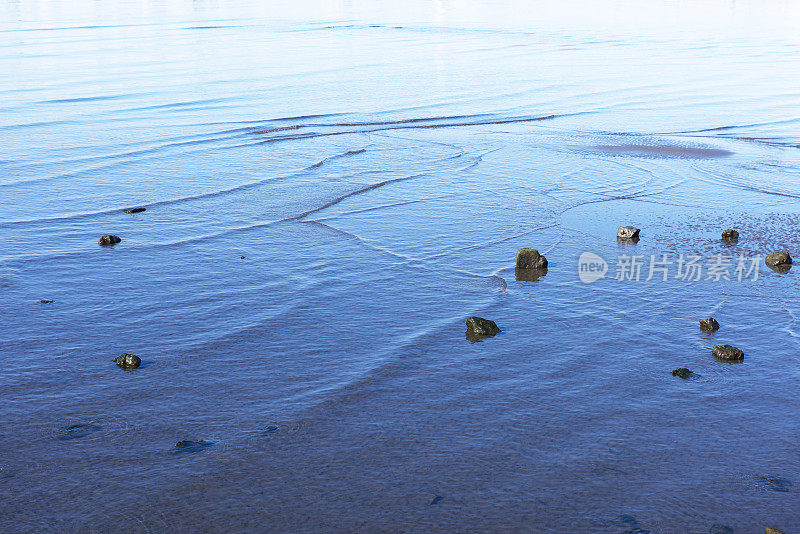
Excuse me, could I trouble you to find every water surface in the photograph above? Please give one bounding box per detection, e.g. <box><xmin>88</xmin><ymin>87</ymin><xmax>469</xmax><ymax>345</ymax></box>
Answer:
<box><xmin>1</xmin><ymin>1</ymin><xmax>800</xmax><ymax>532</ymax></box>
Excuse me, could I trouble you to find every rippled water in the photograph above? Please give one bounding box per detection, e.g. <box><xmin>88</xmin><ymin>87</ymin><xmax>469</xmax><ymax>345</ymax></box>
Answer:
<box><xmin>2</xmin><ymin>1</ymin><xmax>800</xmax><ymax>532</ymax></box>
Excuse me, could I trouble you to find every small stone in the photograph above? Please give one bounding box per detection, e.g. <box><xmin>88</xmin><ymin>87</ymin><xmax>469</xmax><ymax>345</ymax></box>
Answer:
<box><xmin>617</xmin><ymin>226</ymin><xmax>640</xmax><ymax>239</ymax></box>
<box><xmin>721</xmin><ymin>229</ymin><xmax>739</xmax><ymax>241</ymax></box>
<box><xmin>38</xmin><ymin>299</ymin><xmax>55</xmax><ymax>304</ymax></box>
<box><xmin>98</xmin><ymin>234</ymin><xmax>121</xmax><ymax>246</ymax></box>
<box><xmin>712</xmin><ymin>344</ymin><xmax>744</xmax><ymax>362</ymax></box>
<box><xmin>765</xmin><ymin>528</ymin><xmax>786</xmax><ymax>534</ymax></box>
<box><xmin>672</xmin><ymin>368</ymin><xmax>693</xmax><ymax>379</ymax></box>
<box><xmin>765</xmin><ymin>251</ymin><xmax>792</xmax><ymax>267</ymax></box>
<box><xmin>515</xmin><ymin>248</ymin><xmax>548</xmax><ymax>270</ymax></box>
<box><xmin>241</xmin><ymin>256</ymin><xmax>246</xmax><ymax>259</ymax></box>
<box><xmin>113</xmin><ymin>353</ymin><xmax>141</xmax><ymax>370</ymax></box>
<box><xmin>699</xmin><ymin>317</ymin><xmax>720</xmax><ymax>333</ymax></box>
<box><xmin>123</xmin><ymin>207</ymin><xmax>146</xmax><ymax>214</ymax></box>
<box><xmin>465</xmin><ymin>316</ymin><xmax>501</xmax><ymax>339</ymax></box>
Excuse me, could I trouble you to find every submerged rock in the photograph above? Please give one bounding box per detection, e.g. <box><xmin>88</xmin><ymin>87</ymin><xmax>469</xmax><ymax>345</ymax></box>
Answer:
<box><xmin>709</xmin><ymin>525</ymin><xmax>734</xmax><ymax>534</ymax></box>
<box><xmin>465</xmin><ymin>316</ymin><xmax>501</xmax><ymax>341</ymax></box>
<box><xmin>721</xmin><ymin>229</ymin><xmax>739</xmax><ymax>241</ymax></box>
<box><xmin>38</xmin><ymin>299</ymin><xmax>55</xmax><ymax>304</ymax></box>
<box><xmin>672</xmin><ymin>368</ymin><xmax>694</xmax><ymax>379</ymax></box>
<box><xmin>56</xmin><ymin>422</ymin><xmax>102</xmax><ymax>441</ymax></box>
<box><xmin>123</xmin><ymin>207</ymin><xmax>146</xmax><ymax>214</ymax></box>
<box><xmin>712</xmin><ymin>344</ymin><xmax>744</xmax><ymax>362</ymax></box>
<box><xmin>515</xmin><ymin>248</ymin><xmax>548</xmax><ymax>270</ymax></box>
<box><xmin>515</xmin><ymin>267</ymin><xmax>547</xmax><ymax>282</ymax></box>
<box><xmin>173</xmin><ymin>440</ymin><xmax>214</xmax><ymax>454</ymax></box>
<box><xmin>617</xmin><ymin>226</ymin><xmax>640</xmax><ymax>239</ymax></box>
<box><xmin>98</xmin><ymin>234</ymin><xmax>121</xmax><ymax>246</ymax></box>
<box><xmin>113</xmin><ymin>353</ymin><xmax>141</xmax><ymax>370</ymax></box>
<box><xmin>757</xmin><ymin>475</ymin><xmax>793</xmax><ymax>493</ymax></box>
<box><xmin>699</xmin><ymin>317</ymin><xmax>720</xmax><ymax>333</ymax></box>
<box><xmin>765</xmin><ymin>527</ymin><xmax>786</xmax><ymax>534</ymax></box>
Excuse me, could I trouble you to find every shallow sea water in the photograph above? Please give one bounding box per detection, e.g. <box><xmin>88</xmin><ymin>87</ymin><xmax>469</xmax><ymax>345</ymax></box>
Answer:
<box><xmin>1</xmin><ymin>1</ymin><xmax>800</xmax><ymax>532</ymax></box>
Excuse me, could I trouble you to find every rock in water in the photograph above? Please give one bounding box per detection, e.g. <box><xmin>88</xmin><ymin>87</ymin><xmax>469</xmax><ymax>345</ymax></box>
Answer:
<box><xmin>712</xmin><ymin>344</ymin><xmax>744</xmax><ymax>362</ymax></box>
<box><xmin>38</xmin><ymin>299</ymin><xmax>55</xmax><ymax>304</ymax></box>
<box><xmin>699</xmin><ymin>317</ymin><xmax>720</xmax><ymax>333</ymax></box>
<box><xmin>765</xmin><ymin>251</ymin><xmax>792</xmax><ymax>267</ymax></box>
<box><xmin>465</xmin><ymin>316</ymin><xmax>501</xmax><ymax>338</ymax></box>
<box><xmin>765</xmin><ymin>528</ymin><xmax>786</xmax><ymax>534</ymax></box>
<box><xmin>515</xmin><ymin>248</ymin><xmax>548</xmax><ymax>270</ymax></box>
<box><xmin>113</xmin><ymin>353</ymin><xmax>141</xmax><ymax>370</ymax></box>
<box><xmin>173</xmin><ymin>440</ymin><xmax>214</xmax><ymax>454</ymax></box>
<box><xmin>721</xmin><ymin>229</ymin><xmax>739</xmax><ymax>241</ymax></box>
<box><xmin>56</xmin><ymin>422</ymin><xmax>102</xmax><ymax>441</ymax></box>
<box><xmin>617</xmin><ymin>226</ymin><xmax>640</xmax><ymax>239</ymax></box>
<box><xmin>515</xmin><ymin>267</ymin><xmax>547</xmax><ymax>282</ymax></box>
<box><xmin>672</xmin><ymin>368</ymin><xmax>693</xmax><ymax>379</ymax></box>
<box><xmin>123</xmin><ymin>207</ymin><xmax>146</xmax><ymax>214</ymax></box>
<box><xmin>98</xmin><ymin>234</ymin><xmax>121</xmax><ymax>246</ymax></box>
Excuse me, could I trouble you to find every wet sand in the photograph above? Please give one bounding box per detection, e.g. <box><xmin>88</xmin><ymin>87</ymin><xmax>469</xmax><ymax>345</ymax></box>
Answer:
<box><xmin>1</xmin><ymin>1</ymin><xmax>800</xmax><ymax>532</ymax></box>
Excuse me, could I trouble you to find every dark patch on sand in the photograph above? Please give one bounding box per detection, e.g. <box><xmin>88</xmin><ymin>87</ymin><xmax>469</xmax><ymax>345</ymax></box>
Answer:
<box><xmin>595</xmin><ymin>144</ymin><xmax>732</xmax><ymax>159</ymax></box>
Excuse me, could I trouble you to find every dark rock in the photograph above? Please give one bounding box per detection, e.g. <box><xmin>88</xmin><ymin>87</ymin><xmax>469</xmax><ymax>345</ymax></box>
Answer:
<box><xmin>712</xmin><ymin>344</ymin><xmax>744</xmax><ymax>362</ymax></box>
<box><xmin>709</xmin><ymin>525</ymin><xmax>734</xmax><ymax>534</ymax></box>
<box><xmin>429</xmin><ymin>495</ymin><xmax>444</xmax><ymax>505</ymax></box>
<box><xmin>113</xmin><ymin>353</ymin><xmax>141</xmax><ymax>370</ymax></box>
<box><xmin>700</xmin><ymin>317</ymin><xmax>720</xmax><ymax>333</ymax></box>
<box><xmin>765</xmin><ymin>527</ymin><xmax>786</xmax><ymax>534</ymax></box>
<box><xmin>515</xmin><ymin>267</ymin><xmax>547</xmax><ymax>282</ymax></box>
<box><xmin>721</xmin><ymin>229</ymin><xmax>739</xmax><ymax>241</ymax></box>
<box><xmin>123</xmin><ymin>207</ymin><xmax>146</xmax><ymax>214</ymax></box>
<box><xmin>758</xmin><ymin>476</ymin><xmax>793</xmax><ymax>493</ymax></box>
<box><xmin>98</xmin><ymin>234</ymin><xmax>121</xmax><ymax>246</ymax></box>
<box><xmin>38</xmin><ymin>299</ymin><xmax>55</xmax><ymax>304</ymax></box>
<box><xmin>515</xmin><ymin>248</ymin><xmax>548</xmax><ymax>270</ymax></box>
<box><xmin>241</xmin><ymin>256</ymin><xmax>246</xmax><ymax>259</ymax></box>
<box><xmin>173</xmin><ymin>440</ymin><xmax>214</xmax><ymax>454</ymax></box>
<box><xmin>617</xmin><ymin>226</ymin><xmax>641</xmax><ymax>239</ymax></box>
<box><xmin>765</xmin><ymin>251</ymin><xmax>792</xmax><ymax>267</ymax></box>
<box><xmin>56</xmin><ymin>422</ymin><xmax>102</xmax><ymax>441</ymax></box>
<box><xmin>672</xmin><ymin>368</ymin><xmax>693</xmax><ymax>379</ymax></box>
<box><xmin>465</xmin><ymin>316</ymin><xmax>500</xmax><ymax>342</ymax></box>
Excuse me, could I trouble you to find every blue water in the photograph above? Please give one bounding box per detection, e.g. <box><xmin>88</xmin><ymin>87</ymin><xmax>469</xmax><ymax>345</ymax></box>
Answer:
<box><xmin>1</xmin><ymin>1</ymin><xmax>800</xmax><ymax>531</ymax></box>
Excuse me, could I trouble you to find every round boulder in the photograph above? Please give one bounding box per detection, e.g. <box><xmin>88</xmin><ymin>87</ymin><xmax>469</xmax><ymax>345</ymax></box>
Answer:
<box><xmin>113</xmin><ymin>353</ymin><xmax>141</xmax><ymax>370</ymax></box>
<box><xmin>765</xmin><ymin>251</ymin><xmax>792</xmax><ymax>267</ymax></box>
<box><xmin>515</xmin><ymin>248</ymin><xmax>548</xmax><ymax>270</ymax></box>
<box><xmin>712</xmin><ymin>344</ymin><xmax>744</xmax><ymax>362</ymax></box>
<box><xmin>465</xmin><ymin>316</ymin><xmax>501</xmax><ymax>339</ymax></box>
<box><xmin>98</xmin><ymin>235</ymin><xmax>121</xmax><ymax>246</ymax></box>
<box><xmin>699</xmin><ymin>317</ymin><xmax>720</xmax><ymax>333</ymax></box>
<box><xmin>672</xmin><ymin>368</ymin><xmax>694</xmax><ymax>379</ymax></box>
<box><xmin>617</xmin><ymin>226</ymin><xmax>640</xmax><ymax>239</ymax></box>
<box><xmin>721</xmin><ymin>229</ymin><xmax>739</xmax><ymax>241</ymax></box>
